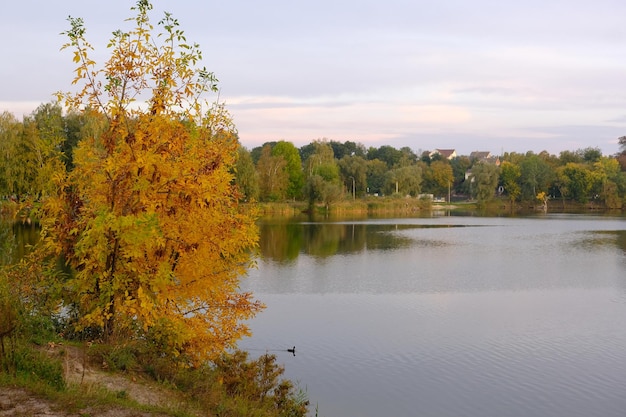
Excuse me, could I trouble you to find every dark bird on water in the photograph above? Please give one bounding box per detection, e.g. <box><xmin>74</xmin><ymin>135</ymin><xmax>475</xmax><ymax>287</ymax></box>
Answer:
<box><xmin>287</xmin><ymin>346</ymin><xmax>296</xmax><ymax>356</ymax></box>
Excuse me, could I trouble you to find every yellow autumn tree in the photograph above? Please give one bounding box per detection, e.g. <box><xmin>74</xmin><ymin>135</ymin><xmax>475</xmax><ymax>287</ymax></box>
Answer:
<box><xmin>43</xmin><ymin>0</ymin><xmax>262</xmax><ymax>363</ymax></box>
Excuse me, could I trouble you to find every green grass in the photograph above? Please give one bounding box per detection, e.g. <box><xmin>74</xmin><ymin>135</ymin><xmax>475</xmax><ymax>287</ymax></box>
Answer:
<box><xmin>0</xmin><ymin>336</ymin><xmax>309</xmax><ymax>417</ymax></box>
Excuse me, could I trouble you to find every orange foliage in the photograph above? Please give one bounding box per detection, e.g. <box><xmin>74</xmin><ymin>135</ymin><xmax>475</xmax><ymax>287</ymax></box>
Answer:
<box><xmin>43</xmin><ymin>1</ymin><xmax>262</xmax><ymax>363</ymax></box>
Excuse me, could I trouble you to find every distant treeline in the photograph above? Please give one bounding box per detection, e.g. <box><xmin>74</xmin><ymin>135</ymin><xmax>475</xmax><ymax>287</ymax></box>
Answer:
<box><xmin>239</xmin><ymin>136</ymin><xmax>626</xmax><ymax>210</ymax></box>
<box><xmin>2</xmin><ymin>103</ymin><xmax>626</xmax><ymax>209</ymax></box>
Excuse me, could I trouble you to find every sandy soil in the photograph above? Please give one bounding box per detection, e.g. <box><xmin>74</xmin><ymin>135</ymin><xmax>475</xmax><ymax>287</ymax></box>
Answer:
<box><xmin>0</xmin><ymin>387</ymin><xmax>172</xmax><ymax>417</ymax></box>
<box><xmin>0</xmin><ymin>344</ymin><xmax>185</xmax><ymax>417</ymax></box>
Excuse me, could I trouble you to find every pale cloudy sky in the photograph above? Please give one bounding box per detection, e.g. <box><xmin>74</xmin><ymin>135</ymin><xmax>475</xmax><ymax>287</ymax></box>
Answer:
<box><xmin>2</xmin><ymin>0</ymin><xmax>626</xmax><ymax>156</ymax></box>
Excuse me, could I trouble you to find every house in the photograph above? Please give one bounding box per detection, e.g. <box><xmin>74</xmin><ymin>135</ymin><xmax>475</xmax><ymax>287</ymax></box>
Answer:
<box><xmin>464</xmin><ymin>151</ymin><xmax>502</xmax><ymax>182</ymax></box>
<box><xmin>469</xmin><ymin>151</ymin><xmax>500</xmax><ymax>166</ymax></box>
<box><xmin>429</xmin><ymin>149</ymin><xmax>457</xmax><ymax>160</ymax></box>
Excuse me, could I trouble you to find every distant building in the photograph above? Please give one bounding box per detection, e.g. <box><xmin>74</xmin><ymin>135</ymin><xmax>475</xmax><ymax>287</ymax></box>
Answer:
<box><xmin>429</xmin><ymin>149</ymin><xmax>457</xmax><ymax>160</ymax></box>
<box><xmin>464</xmin><ymin>151</ymin><xmax>502</xmax><ymax>181</ymax></box>
<box><xmin>469</xmin><ymin>151</ymin><xmax>500</xmax><ymax>166</ymax></box>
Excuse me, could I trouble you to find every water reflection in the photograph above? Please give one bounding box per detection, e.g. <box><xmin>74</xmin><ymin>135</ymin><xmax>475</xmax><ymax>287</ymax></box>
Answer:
<box><xmin>576</xmin><ymin>230</ymin><xmax>626</xmax><ymax>260</ymax></box>
<box><xmin>243</xmin><ymin>215</ymin><xmax>626</xmax><ymax>417</ymax></box>
<box><xmin>0</xmin><ymin>219</ymin><xmax>39</xmax><ymax>265</ymax></box>
<box><xmin>13</xmin><ymin>221</ymin><xmax>40</xmax><ymax>259</ymax></box>
<box><xmin>0</xmin><ymin>220</ymin><xmax>15</xmax><ymax>265</ymax></box>
<box><xmin>601</xmin><ymin>230</ymin><xmax>626</xmax><ymax>254</ymax></box>
<box><xmin>249</xmin><ymin>215</ymin><xmax>626</xmax><ymax>295</ymax></box>
<box><xmin>258</xmin><ymin>220</ymin><xmax>304</xmax><ymax>262</ymax></box>
<box><xmin>258</xmin><ymin>220</ymin><xmax>469</xmax><ymax>263</ymax></box>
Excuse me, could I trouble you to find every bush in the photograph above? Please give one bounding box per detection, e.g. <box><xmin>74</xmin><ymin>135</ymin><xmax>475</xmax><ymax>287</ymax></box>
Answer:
<box><xmin>210</xmin><ymin>351</ymin><xmax>309</xmax><ymax>417</ymax></box>
<box><xmin>0</xmin><ymin>273</ymin><xmax>18</xmax><ymax>373</ymax></box>
<box><xmin>12</xmin><ymin>342</ymin><xmax>65</xmax><ymax>390</ymax></box>
<box><xmin>87</xmin><ymin>343</ymin><xmax>140</xmax><ymax>372</ymax></box>
<box><xmin>138</xmin><ymin>348</ymin><xmax>309</xmax><ymax>417</ymax></box>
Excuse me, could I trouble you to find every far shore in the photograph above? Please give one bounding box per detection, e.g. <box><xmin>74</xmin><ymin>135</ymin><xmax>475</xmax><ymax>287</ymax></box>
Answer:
<box><xmin>254</xmin><ymin>197</ymin><xmax>622</xmax><ymax>219</ymax></box>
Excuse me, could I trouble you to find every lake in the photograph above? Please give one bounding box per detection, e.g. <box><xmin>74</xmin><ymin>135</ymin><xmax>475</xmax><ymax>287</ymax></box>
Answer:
<box><xmin>239</xmin><ymin>213</ymin><xmax>626</xmax><ymax>417</ymax></box>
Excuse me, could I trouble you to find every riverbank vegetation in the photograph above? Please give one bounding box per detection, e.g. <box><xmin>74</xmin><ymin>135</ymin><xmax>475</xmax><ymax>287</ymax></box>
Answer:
<box><xmin>243</xmin><ymin>139</ymin><xmax>626</xmax><ymax>212</ymax></box>
<box><xmin>5</xmin><ymin>115</ymin><xmax>625</xmax><ymax>216</ymax></box>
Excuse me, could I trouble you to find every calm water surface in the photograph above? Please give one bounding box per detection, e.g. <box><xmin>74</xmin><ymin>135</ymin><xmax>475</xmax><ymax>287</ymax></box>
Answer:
<box><xmin>239</xmin><ymin>213</ymin><xmax>626</xmax><ymax>417</ymax></box>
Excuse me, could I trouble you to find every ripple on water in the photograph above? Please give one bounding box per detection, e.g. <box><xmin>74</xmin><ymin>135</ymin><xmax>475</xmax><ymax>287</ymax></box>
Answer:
<box><xmin>347</xmin><ymin>324</ymin><xmax>626</xmax><ymax>417</ymax></box>
<box><xmin>276</xmin><ymin>290</ymin><xmax>625</xmax><ymax>417</ymax></box>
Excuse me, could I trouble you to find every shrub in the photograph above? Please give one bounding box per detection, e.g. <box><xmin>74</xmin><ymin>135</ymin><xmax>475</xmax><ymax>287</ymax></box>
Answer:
<box><xmin>87</xmin><ymin>343</ymin><xmax>140</xmax><ymax>372</ymax></box>
<box><xmin>12</xmin><ymin>342</ymin><xmax>65</xmax><ymax>390</ymax></box>
<box><xmin>0</xmin><ymin>273</ymin><xmax>18</xmax><ymax>373</ymax></box>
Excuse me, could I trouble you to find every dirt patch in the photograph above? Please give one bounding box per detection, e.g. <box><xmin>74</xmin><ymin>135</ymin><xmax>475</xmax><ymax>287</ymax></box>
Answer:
<box><xmin>58</xmin><ymin>344</ymin><xmax>181</xmax><ymax>408</ymax></box>
<box><xmin>0</xmin><ymin>344</ymin><xmax>186</xmax><ymax>417</ymax></box>
<box><xmin>0</xmin><ymin>388</ymin><xmax>62</xmax><ymax>417</ymax></box>
<box><xmin>0</xmin><ymin>387</ymin><xmax>169</xmax><ymax>417</ymax></box>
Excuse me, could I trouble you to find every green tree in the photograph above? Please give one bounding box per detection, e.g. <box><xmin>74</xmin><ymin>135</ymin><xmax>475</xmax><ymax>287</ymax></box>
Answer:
<box><xmin>42</xmin><ymin>1</ymin><xmax>262</xmax><ymax>363</ymax></box>
<box><xmin>470</xmin><ymin>162</ymin><xmax>499</xmax><ymax>207</ymax></box>
<box><xmin>329</xmin><ymin>140</ymin><xmax>366</xmax><ymax>159</ymax></box>
<box><xmin>298</xmin><ymin>139</ymin><xmax>324</xmax><ymax>164</ymax></box>
<box><xmin>235</xmin><ymin>147</ymin><xmax>259</xmax><ymax>201</ymax></box>
<box><xmin>22</xmin><ymin>103</ymin><xmax>67</xmax><ymax>198</ymax></box>
<box><xmin>519</xmin><ymin>154</ymin><xmax>554</xmax><ymax>200</ymax></box>
<box><xmin>618</xmin><ymin>136</ymin><xmax>626</xmax><ymax>155</ymax></box>
<box><xmin>272</xmin><ymin>141</ymin><xmax>304</xmax><ymax>200</ymax></box>
<box><xmin>257</xmin><ymin>144</ymin><xmax>288</xmax><ymax>201</ymax></box>
<box><xmin>559</xmin><ymin>150</ymin><xmax>584</xmax><ymax>165</ymax></box>
<box><xmin>591</xmin><ymin>157</ymin><xmax>624</xmax><ymax>208</ymax></box>
<box><xmin>502</xmin><ymin>151</ymin><xmax>525</xmax><ymax>165</ymax></box>
<box><xmin>338</xmin><ymin>154</ymin><xmax>367</xmax><ymax>199</ymax></box>
<box><xmin>304</xmin><ymin>140</ymin><xmax>336</xmax><ymax>177</ymax></box>
<box><xmin>303</xmin><ymin>140</ymin><xmax>341</xmax><ymax>208</ymax></box>
<box><xmin>500</xmin><ymin>161</ymin><xmax>521</xmax><ymax>205</ymax></box>
<box><xmin>367</xmin><ymin>145</ymin><xmax>403</xmax><ymax>168</ymax></box>
<box><xmin>580</xmin><ymin>147</ymin><xmax>602</xmax><ymax>163</ymax></box>
<box><xmin>422</xmin><ymin>160</ymin><xmax>453</xmax><ymax>197</ymax></box>
<box><xmin>0</xmin><ymin>107</ymin><xmax>65</xmax><ymax>200</ymax></box>
<box><xmin>450</xmin><ymin>156</ymin><xmax>471</xmax><ymax>193</ymax></box>
<box><xmin>398</xmin><ymin>147</ymin><xmax>419</xmax><ymax>167</ymax></box>
<box><xmin>366</xmin><ymin>159</ymin><xmax>387</xmax><ymax>195</ymax></box>
<box><xmin>60</xmin><ymin>109</ymin><xmax>106</xmax><ymax>170</ymax></box>
<box><xmin>250</xmin><ymin>141</ymin><xmax>275</xmax><ymax>165</ymax></box>
<box><xmin>384</xmin><ymin>165</ymin><xmax>422</xmax><ymax>196</ymax></box>
<box><xmin>0</xmin><ymin>112</ymin><xmax>26</xmax><ymax>197</ymax></box>
<box><xmin>558</xmin><ymin>163</ymin><xmax>594</xmax><ymax>203</ymax></box>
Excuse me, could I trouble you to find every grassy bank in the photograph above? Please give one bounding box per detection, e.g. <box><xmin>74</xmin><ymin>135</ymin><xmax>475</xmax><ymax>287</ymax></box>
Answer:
<box><xmin>254</xmin><ymin>195</ymin><xmax>624</xmax><ymax>221</ymax></box>
<box><xmin>0</xmin><ymin>205</ymin><xmax>310</xmax><ymax>417</ymax></box>
<box><xmin>257</xmin><ymin>196</ymin><xmax>436</xmax><ymax>219</ymax></box>
<box><xmin>0</xmin><ymin>331</ymin><xmax>309</xmax><ymax>417</ymax></box>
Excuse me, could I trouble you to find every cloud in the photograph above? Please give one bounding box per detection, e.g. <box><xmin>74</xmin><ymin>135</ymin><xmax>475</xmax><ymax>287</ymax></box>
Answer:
<box><xmin>3</xmin><ymin>0</ymin><xmax>626</xmax><ymax>159</ymax></box>
<box><xmin>0</xmin><ymin>102</ymin><xmax>47</xmax><ymax>118</ymax></box>
<box><xmin>606</xmin><ymin>115</ymin><xmax>626</xmax><ymax>124</ymax></box>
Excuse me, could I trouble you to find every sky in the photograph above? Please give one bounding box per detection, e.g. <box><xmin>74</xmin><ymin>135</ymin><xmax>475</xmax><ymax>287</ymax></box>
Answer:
<box><xmin>2</xmin><ymin>0</ymin><xmax>626</xmax><ymax>156</ymax></box>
